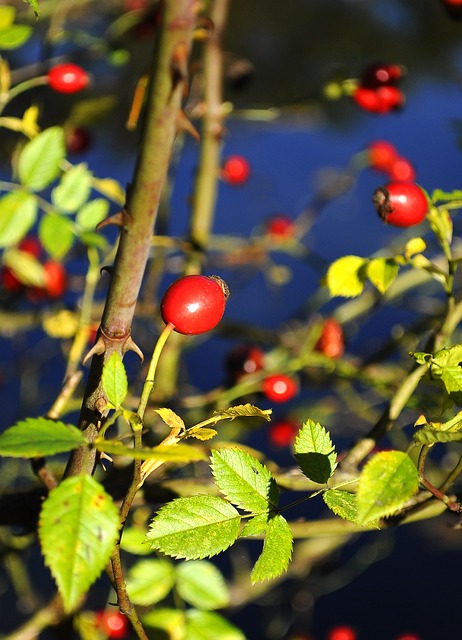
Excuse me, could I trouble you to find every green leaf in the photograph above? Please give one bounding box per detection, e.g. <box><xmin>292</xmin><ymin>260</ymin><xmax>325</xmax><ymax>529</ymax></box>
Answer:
<box><xmin>94</xmin><ymin>440</ymin><xmax>206</xmax><ymax>463</ymax></box>
<box><xmin>76</xmin><ymin>198</ymin><xmax>109</xmax><ymax>231</ymax></box>
<box><xmin>0</xmin><ymin>417</ymin><xmax>86</xmax><ymax>458</ymax></box>
<box><xmin>146</xmin><ymin>495</ymin><xmax>241</xmax><ymax>560</ymax></box>
<box><xmin>414</xmin><ymin>429</ymin><xmax>462</xmax><ymax>445</ymax></box>
<box><xmin>142</xmin><ymin>608</ymin><xmax>186</xmax><ymax>638</ymax></box>
<box><xmin>431</xmin><ymin>189</ymin><xmax>462</xmax><ymax>202</ymax></box>
<box><xmin>356</xmin><ymin>451</ymin><xmax>419</xmax><ymax>525</ymax></box>
<box><xmin>366</xmin><ymin>258</ymin><xmax>399</xmax><ymax>294</ymax></box>
<box><xmin>39</xmin><ymin>475</ymin><xmax>120</xmax><ymax>612</ymax></box>
<box><xmin>213</xmin><ymin>404</ymin><xmax>272</xmax><ymax>422</ymax></box>
<box><xmin>187</xmin><ymin>427</ymin><xmax>218</xmax><ymax>441</ymax></box>
<box><xmin>240</xmin><ymin>513</ymin><xmax>268</xmax><ymax>538</ymax></box>
<box><xmin>120</xmin><ymin>527</ymin><xmax>153</xmax><ymax>555</ymax></box>
<box><xmin>18</xmin><ymin>127</ymin><xmax>65</xmax><ymax>191</ymax></box>
<box><xmin>3</xmin><ymin>248</ymin><xmax>44</xmax><ymax>286</ymax></box>
<box><xmin>0</xmin><ymin>190</ymin><xmax>38</xmax><ymax>248</ymax></box>
<box><xmin>326</xmin><ymin>255</ymin><xmax>367</xmax><ymax>298</ymax></box>
<box><xmin>404</xmin><ymin>237</ymin><xmax>426</xmax><ymax>259</ymax></box>
<box><xmin>92</xmin><ymin>177</ymin><xmax>125</xmax><ymax>205</ymax></box>
<box><xmin>185</xmin><ymin>609</ymin><xmax>245</xmax><ymax>640</ymax></box>
<box><xmin>323</xmin><ymin>489</ymin><xmax>379</xmax><ymax>528</ymax></box>
<box><xmin>39</xmin><ymin>213</ymin><xmax>75</xmax><ymax>260</ymax></box>
<box><xmin>126</xmin><ymin>559</ymin><xmax>175</xmax><ymax>606</ymax></box>
<box><xmin>154</xmin><ymin>408</ymin><xmax>185</xmax><ymax>433</ymax></box>
<box><xmin>428</xmin><ymin>345</ymin><xmax>462</xmax><ymax>404</ymax></box>
<box><xmin>176</xmin><ymin>560</ymin><xmax>230</xmax><ymax>610</ymax></box>
<box><xmin>102</xmin><ymin>352</ymin><xmax>128</xmax><ymax>408</ymax></box>
<box><xmin>51</xmin><ymin>164</ymin><xmax>92</xmax><ymax>213</ymax></box>
<box><xmin>210</xmin><ymin>448</ymin><xmax>279</xmax><ymax>512</ymax></box>
<box><xmin>294</xmin><ymin>419</ymin><xmax>337</xmax><ymax>484</ymax></box>
<box><xmin>0</xmin><ymin>24</ymin><xmax>32</xmax><ymax>49</ymax></box>
<box><xmin>250</xmin><ymin>514</ymin><xmax>293</xmax><ymax>584</ymax></box>
<box><xmin>0</xmin><ymin>6</ymin><xmax>15</xmax><ymax>28</ymax></box>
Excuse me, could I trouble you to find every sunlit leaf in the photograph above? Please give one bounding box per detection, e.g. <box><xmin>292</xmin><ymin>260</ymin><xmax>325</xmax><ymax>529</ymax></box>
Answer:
<box><xmin>366</xmin><ymin>257</ymin><xmax>399</xmax><ymax>294</ymax></box>
<box><xmin>185</xmin><ymin>609</ymin><xmax>245</xmax><ymax>640</ymax></box>
<box><xmin>356</xmin><ymin>451</ymin><xmax>419</xmax><ymax>525</ymax></box>
<box><xmin>211</xmin><ymin>448</ymin><xmax>279</xmax><ymax>512</ymax></box>
<box><xmin>294</xmin><ymin>419</ymin><xmax>337</xmax><ymax>484</ymax></box>
<box><xmin>94</xmin><ymin>440</ymin><xmax>206</xmax><ymax>463</ymax></box>
<box><xmin>414</xmin><ymin>429</ymin><xmax>462</xmax><ymax>445</ymax></box>
<box><xmin>126</xmin><ymin>559</ymin><xmax>175</xmax><ymax>606</ymax></box>
<box><xmin>146</xmin><ymin>495</ymin><xmax>241</xmax><ymax>560</ymax></box>
<box><xmin>326</xmin><ymin>255</ymin><xmax>367</xmax><ymax>298</ymax></box>
<box><xmin>76</xmin><ymin>198</ymin><xmax>109</xmax><ymax>231</ymax></box>
<box><xmin>250</xmin><ymin>514</ymin><xmax>293</xmax><ymax>584</ymax></box>
<box><xmin>404</xmin><ymin>237</ymin><xmax>426</xmax><ymax>259</ymax></box>
<box><xmin>18</xmin><ymin>127</ymin><xmax>65</xmax><ymax>191</ymax></box>
<box><xmin>0</xmin><ymin>191</ymin><xmax>38</xmax><ymax>248</ymax></box>
<box><xmin>213</xmin><ymin>404</ymin><xmax>272</xmax><ymax>422</ymax></box>
<box><xmin>323</xmin><ymin>489</ymin><xmax>379</xmax><ymax>528</ymax></box>
<box><xmin>3</xmin><ymin>248</ymin><xmax>44</xmax><ymax>286</ymax></box>
<box><xmin>176</xmin><ymin>560</ymin><xmax>230</xmax><ymax>610</ymax></box>
<box><xmin>39</xmin><ymin>213</ymin><xmax>75</xmax><ymax>260</ymax></box>
<box><xmin>0</xmin><ymin>24</ymin><xmax>32</xmax><ymax>49</ymax></box>
<box><xmin>102</xmin><ymin>352</ymin><xmax>128</xmax><ymax>408</ymax></box>
<box><xmin>39</xmin><ymin>475</ymin><xmax>120</xmax><ymax>612</ymax></box>
<box><xmin>186</xmin><ymin>427</ymin><xmax>218</xmax><ymax>441</ymax></box>
<box><xmin>51</xmin><ymin>164</ymin><xmax>92</xmax><ymax>213</ymax></box>
<box><xmin>154</xmin><ymin>408</ymin><xmax>185</xmax><ymax>433</ymax></box>
<box><xmin>0</xmin><ymin>417</ymin><xmax>85</xmax><ymax>458</ymax></box>
<box><xmin>142</xmin><ymin>608</ymin><xmax>186</xmax><ymax>640</ymax></box>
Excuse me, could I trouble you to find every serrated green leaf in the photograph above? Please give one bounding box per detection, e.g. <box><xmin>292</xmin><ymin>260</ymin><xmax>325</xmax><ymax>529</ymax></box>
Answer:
<box><xmin>146</xmin><ymin>495</ymin><xmax>241</xmax><ymax>560</ymax></box>
<box><xmin>431</xmin><ymin>189</ymin><xmax>462</xmax><ymax>202</ymax></box>
<box><xmin>185</xmin><ymin>609</ymin><xmax>245</xmax><ymax>640</ymax></box>
<box><xmin>211</xmin><ymin>448</ymin><xmax>279</xmax><ymax>512</ymax></box>
<box><xmin>250</xmin><ymin>514</ymin><xmax>293</xmax><ymax>584</ymax></box>
<box><xmin>214</xmin><ymin>404</ymin><xmax>272</xmax><ymax>422</ymax></box>
<box><xmin>94</xmin><ymin>440</ymin><xmax>206</xmax><ymax>463</ymax></box>
<box><xmin>356</xmin><ymin>451</ymin><xmax>419</xmax><ymax>525</ymax></box>
<box><xmin>3</xmin><ymin>248</ymin><xmax>45</xmax><ymax>286</ymax></box>
<box><xmin>0</xmin><ymin>417</ymin><xmax>86</xmax><ymax>458</ymax></box>
<box><xmin>0</xmin><ymin>25</ymin><xmax>32</xmax><ymax>49</ymax></box>
<box><xmin>39</xmin><ymin>475</ymin><xmax>120</xmax><ymax>612</ymax></box>
<box><xmin>176</xmin><ymin>560</ymin><xmax>230</xmax><ymax>610</ymax></box>
<box><xmin>102</xmin><ymin>352</ymin><xmax>128</xmax><ymax>408</ymax></box>
<box><xmin>18</xmin><ymin>127</ymin><xmax>65</xmax><ymax>191</ymax></box>
<box><xmin>410</xmin><ymin>351</ymin><xmax>432</xmax><ymax>365</ymax></box>
<box><xmin>240</xmin><ymin>513</ymin><xmax>268</xmax><ymax>538</ymax></box>
<box><xmin>126</xmin><ymin>559</ymin><xmax>175</xmax><ymax>606</ymax></box>
<box><xmin>51</xmin><ymin>164</ymin><xmax>92</xmax><ymax>213</ymax></box>
<box><xmin>294</xmin><ymin>419</ymin><xmax>337</xmax><ymax>484</ymax></box>
<box><xmin>76</xmin><ymin>198</ymin><xmax>109</xmax><ymax>231</ymax></box>
<box><xmin>428</xmin><ymin>345</ymin><xmax>462</xmax><ymax>404</ymax></box>
<box><xmin>326</xmin><ymin>255</ymin><xmax>367</xmax><ymax>298</ymax></box>
<box><xmin>414</xmin><ymin>429</ymin><xmax>462</xmax><ymax>445</ymax></box>
<box><xmin>39</xmin><ymin>213</ymin><xmax>75</xmax><ymax>260</ymax></box>
<box><xmin>187</xmin><ymin>427</ymin><xmax>218</xmax><ymax>441</ymax></box>
<box><xmin>366</xmin><ymin>258</ymin><xmax>399</xmax><ymax>294</ymax></box>
<box><xmin>0</xmin><ymin>190</ymin><xmax>38</xmax><ymax>248</ymax></box>
<box><xmin>142</xmin><ymin>608</ymin><xmax>186</xmax><ymax>639</ymax></box>
<box><xmin>155</xmin><ymin>408</ymin><xmax>185</xmax><ymax>433</ymax></box>
<box><xmin>323</xmin><ymin>489</ymin><xmax>379</xmax><ymax>528</ymax></box>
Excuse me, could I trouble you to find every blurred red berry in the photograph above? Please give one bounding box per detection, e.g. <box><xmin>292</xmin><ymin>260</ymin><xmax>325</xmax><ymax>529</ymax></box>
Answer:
<box><xmin>96</xmin><ymin>610</ymin><xmax>130</xmax><ymax>639</ymax></box>
<box><xmin>361</xmin><ymin>62</ymin><xmax>403</xmax><ymax>87</ymax></box>
<box><xmin>222</xmin><ymin>155</ymin><xmax>251</xmax><ymax>185</ymax></box>
<box><xmin>353</xmin><ymin>85</ymin><xmax>404</xmax><ymax>113</ymax></box>
<box><xmin>265</xmin><ymin>214</ymin><xmax>296</xmax><ymax>239</ymax></box>
<box><xmin>43</xmin><ymin>261</ymin><xmax>67</xmax><ymax>299</ymax></box>
<box><xmin>47</xmin><ymin>63</ymin><xmax>89</xmax><ymax>94</ymax></box>
<box><xmin>395</xmin><ymin>634</ymin><xmax>422</xmax><ymax>640</ymax></box>
<box><xmin>226</xmin><ymin>344</ymin><xmax>264</xmax><ymax>381</ymax></box>
<box><xmin>19</xmin><ymin>236</ymin><xmax>42</xmax><ymax>258</ymax></box>
<box><xmin>315</xmin><ymin>318</ymin><xmax>345</xmax><ymax>359</ymax></box>
<box><xmin>269</xmin><ymin>420</ymin><xmax>298</xmax><ymax>447</ymax></box>
<box><xmin>1</xmin><ymin>267</ymin><xmax>22</xmax><ymax>292</ymax></box>
<box><xmin>327</xmin><ymin>625</ymin><xmax>357</xmax><ymax>640</ymax></box>
<box><xmin>65</xmin><ymin>127</ymin><xmax>91</xmax><ymax>154</ymax></box>
<box><xmin>388</xmin><ymin>156</ymin><xmax>416</xmax><ymax>182</ymax></box>
<box><xmin>263</xmin><ymin>374</ymin><xmax>299</xmax><ymax>403</ymax></box>
<box><xmin>368</xmin><ymin>140</ymin><xmax>398</xmax><ymax>172</ymax></box>
<box><xmin>373</xmin><ymin>181</ymin><xmax>428</xmax><ymax>227</ymax></box>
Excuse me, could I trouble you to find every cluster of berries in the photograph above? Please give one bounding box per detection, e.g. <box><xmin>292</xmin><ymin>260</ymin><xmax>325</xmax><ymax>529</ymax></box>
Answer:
<box><xmin>367</xmin><ymin>140</ymin><xmax>415</xmax><ymax>182</ymax></box>
<box><xmin>353</xmin><ymin>63</ymin><xmax>405</xmax><ymax>114</ymax></box>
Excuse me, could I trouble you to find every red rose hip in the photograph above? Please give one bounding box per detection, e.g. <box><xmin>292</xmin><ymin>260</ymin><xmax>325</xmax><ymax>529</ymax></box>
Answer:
<box><xmin>373</xmin><ymin>181</ymin><xmax>428</xmax><ymax>227</ymax></box>
<box><xmin>262</xmin><ymin>374</ymin><xmax>299</xmax><ymax>403</ymax></box>
<box><xmin>161</xmin><ymin>275</ymin><xmax>229</xmax><ymax>335</ymax></box>
<box><xmin>221</xmin><ymin>155</ymin><xmax>251</xmax><ymax>185</ymax></box>
<box><xmin>47</xmin><ymin>63</ymin><xmax>89</xmax><ymax>94</ymax></box>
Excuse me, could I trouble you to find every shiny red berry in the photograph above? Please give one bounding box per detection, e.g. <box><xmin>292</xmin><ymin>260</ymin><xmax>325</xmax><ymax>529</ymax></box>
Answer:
<box><xmin>47</xmin><ymin>64</ymin><xmax>89</xmax><ymax>94</ymax></box>
<box><xmin>353</xmin><ymin>85</ymin><xmax>404</xmax><ymax>113</ymax></box>
<box><xmin>269</xmin><ymin>420</ymin><xmax>298</xmax><ymax>447</ymax></box>
<box><xmin>226</xmin><ymin>344</ymin><xmax>264</xmax><ymax>380</ymax></box>
<box><xmin>373</xmin><ymin>181</ymin><xmax>428</xmax><ymax>227</ymax></box>
<box><xmin>388</xmin><ymin>156</ymin><xmax>416</xmax><ymax>182</ymax></box>
<box><xmin>160</xmin><ymin>275</ymin><xmax>229</xmax><ymax>335</ymax></box>
<box><xmin>368</xmin><ymin>140</ymin><xmax>398</xmax><ymax>172</ymax></box>
<box><xmin>265</xmin><ymin>214</ymin><xmax>296</xmax><ymax>239</ymax></box>
<box><xmin>327</xmin><ymin>625</ymin><xmax>357</xmax><ymax>640</ymax></box>
<box><xmin>96</xmin><ymin>610</ymin><xmax>130</xmax><ymax>639</ymax></box>
<box><xmin>222</xmin><ymin>155</ymin><xmax>251</xmax><ymax>185</ymax></box>
<box><xmin>262</xmin><ymin>374</ymin><xmax>299</xmax><ymax>403</ymax></box>
<box><xmin>315</xmin><ymin>318</ymin><xmax>345</xmax><ymax>359</ymax></box>
<box><xmin>361</xmin><ymin>63</ymin><xmax>403</xmax><ymax>87</ymax></box>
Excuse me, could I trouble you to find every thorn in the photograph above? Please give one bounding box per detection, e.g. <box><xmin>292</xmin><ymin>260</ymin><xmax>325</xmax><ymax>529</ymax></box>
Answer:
<box><xmin>82</xmin><ymin>335</ymin><xmax>106</xmax><ymax>365</ymax></box>
<box><xmin>100</xmin><ymin>265</ymin><xmax>114</xmax><ymax>277</ymax></box>
<box><xmin>123</xmin><ymin>336</ymin><xmax>144</xmax><ymax>362</ymax></box>
<box><xmin>177</xmin><ymin>110</ymin><xmax>200</xmax><ymax>142</ymax></box>
<box><xmin>99</xmin><ymin>451</ymin><xmax>113</xmax><ymax>471</ymax></box>
<box><xmin>171</xmin><ymin>41</ymin><xmax>189</xmax><ymax>83</ymax></box>
<box><xmin>96</xmin><ymin>210</ymin><xmax>130</xmax><ymax>232</ymax></box>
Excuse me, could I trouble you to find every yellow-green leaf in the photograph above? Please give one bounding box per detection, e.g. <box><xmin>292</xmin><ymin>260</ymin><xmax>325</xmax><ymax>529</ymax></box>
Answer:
<box><xmin>326</xmin><ymin>255</ymin><xmax>367</xmax><ymax>298</ymax></box>
<box><xmin>366</xmin><ymin>257</ymin><xmax>399</xmax><ymax>294</ymax></box>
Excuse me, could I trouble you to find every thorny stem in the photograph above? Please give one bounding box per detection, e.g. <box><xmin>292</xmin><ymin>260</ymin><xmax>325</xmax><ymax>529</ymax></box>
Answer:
<box><xmin>417</xmin><ymin>445</ymin><xmax>462</xmax><ymax>513</ymax></box>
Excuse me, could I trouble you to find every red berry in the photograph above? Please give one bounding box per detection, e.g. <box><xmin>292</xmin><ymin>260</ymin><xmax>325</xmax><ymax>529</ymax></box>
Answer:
<box><xmin>327</xmin><ymin>625</ymin><xmax>357</xmax><ymax>640</ymax></box>
<box><xmin>160</xmin><ymin>275</ymin><xmax>229</xmax><ymax>335</ymax></box>
<box><xmin>226</xmin><ymin>344</ymin><xmax>264</xmax><ymax>380</ymax></box>
<box><xmin>269</xmin><ymin>420</ymin><xmax>298</xmax><ymax>447</ymax></box>
<box><xmin>19</xmin><ymin>236</ymin><xmax>42</xmax><ymax>258</ymax></box>
<box><xmin>376</xmin><ymin>84</ymin><xmax>405</xmax><ymax>111</ymax></box>
<box><xmin>96</xmin><ymin>610</ymin><xmax>130</xmax><ymax>639</ymax></box>
<box><xmin>43</xmin><ymin>261</ymin><xmax>67</xmax><ymax>298</ymax></box>
<box><xmin>395</xmin><ymin>635</ymin><xmax>422</xmax><ymax>640</ymax></box>
<box><xmin>353</xmin><ymin>85</ymin><xmax>404</xmax><ymax>114</ymax></box>
<box><xmin>47</xmin><ymin>63</ymin><xmax>89</xmax><ymax>94</ymax></box>
<box><xmin>373</xmin><ymin>181</ymin><xmax>428</xmax><ymax>227</ymax></box>
<box><xmin>262</xmin><ymin>374</ymin><xmax>299</xmax><ymax>403</ymax></box>
<box><xmin>315</xmin><ymin>318</ymin><xmax>345</xmax><ymax>359</ymax></box>
<box><xmin>265</xmin><ymin>214</ymin><xmax>296</xmax><ymax>240</ymax></box>
<box><xmin>353</xmin><ymin>86</ymin><xmax>382</xmax><ymax>112</ymax></box>
<box><xmin>361</xmin><ymin>63</ymin><xmax>403</xmax><ymax>88</ymax></box>
<box><xmin>388</xmin><ymin>156</ymin><xmax>416</xmax><ymax>182</ymax></box>
<box><xmin>368</xmin><ymin>140</ymin><xmax>398</xmax><ymax>172</ymax></box>
<box><xmin>65</xmin><ymin>127</ymin><xmax>91</xmax><ymax>153</ymax></box>
<box><xmin>1</xmin><ymin>267</ymin><xmax>23</xmax><ymax>292</ymax></box>
<box><xmin>222</xmin><ymin>155</ymin><xmax>251</xmax><ymax>185</ymax></box>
